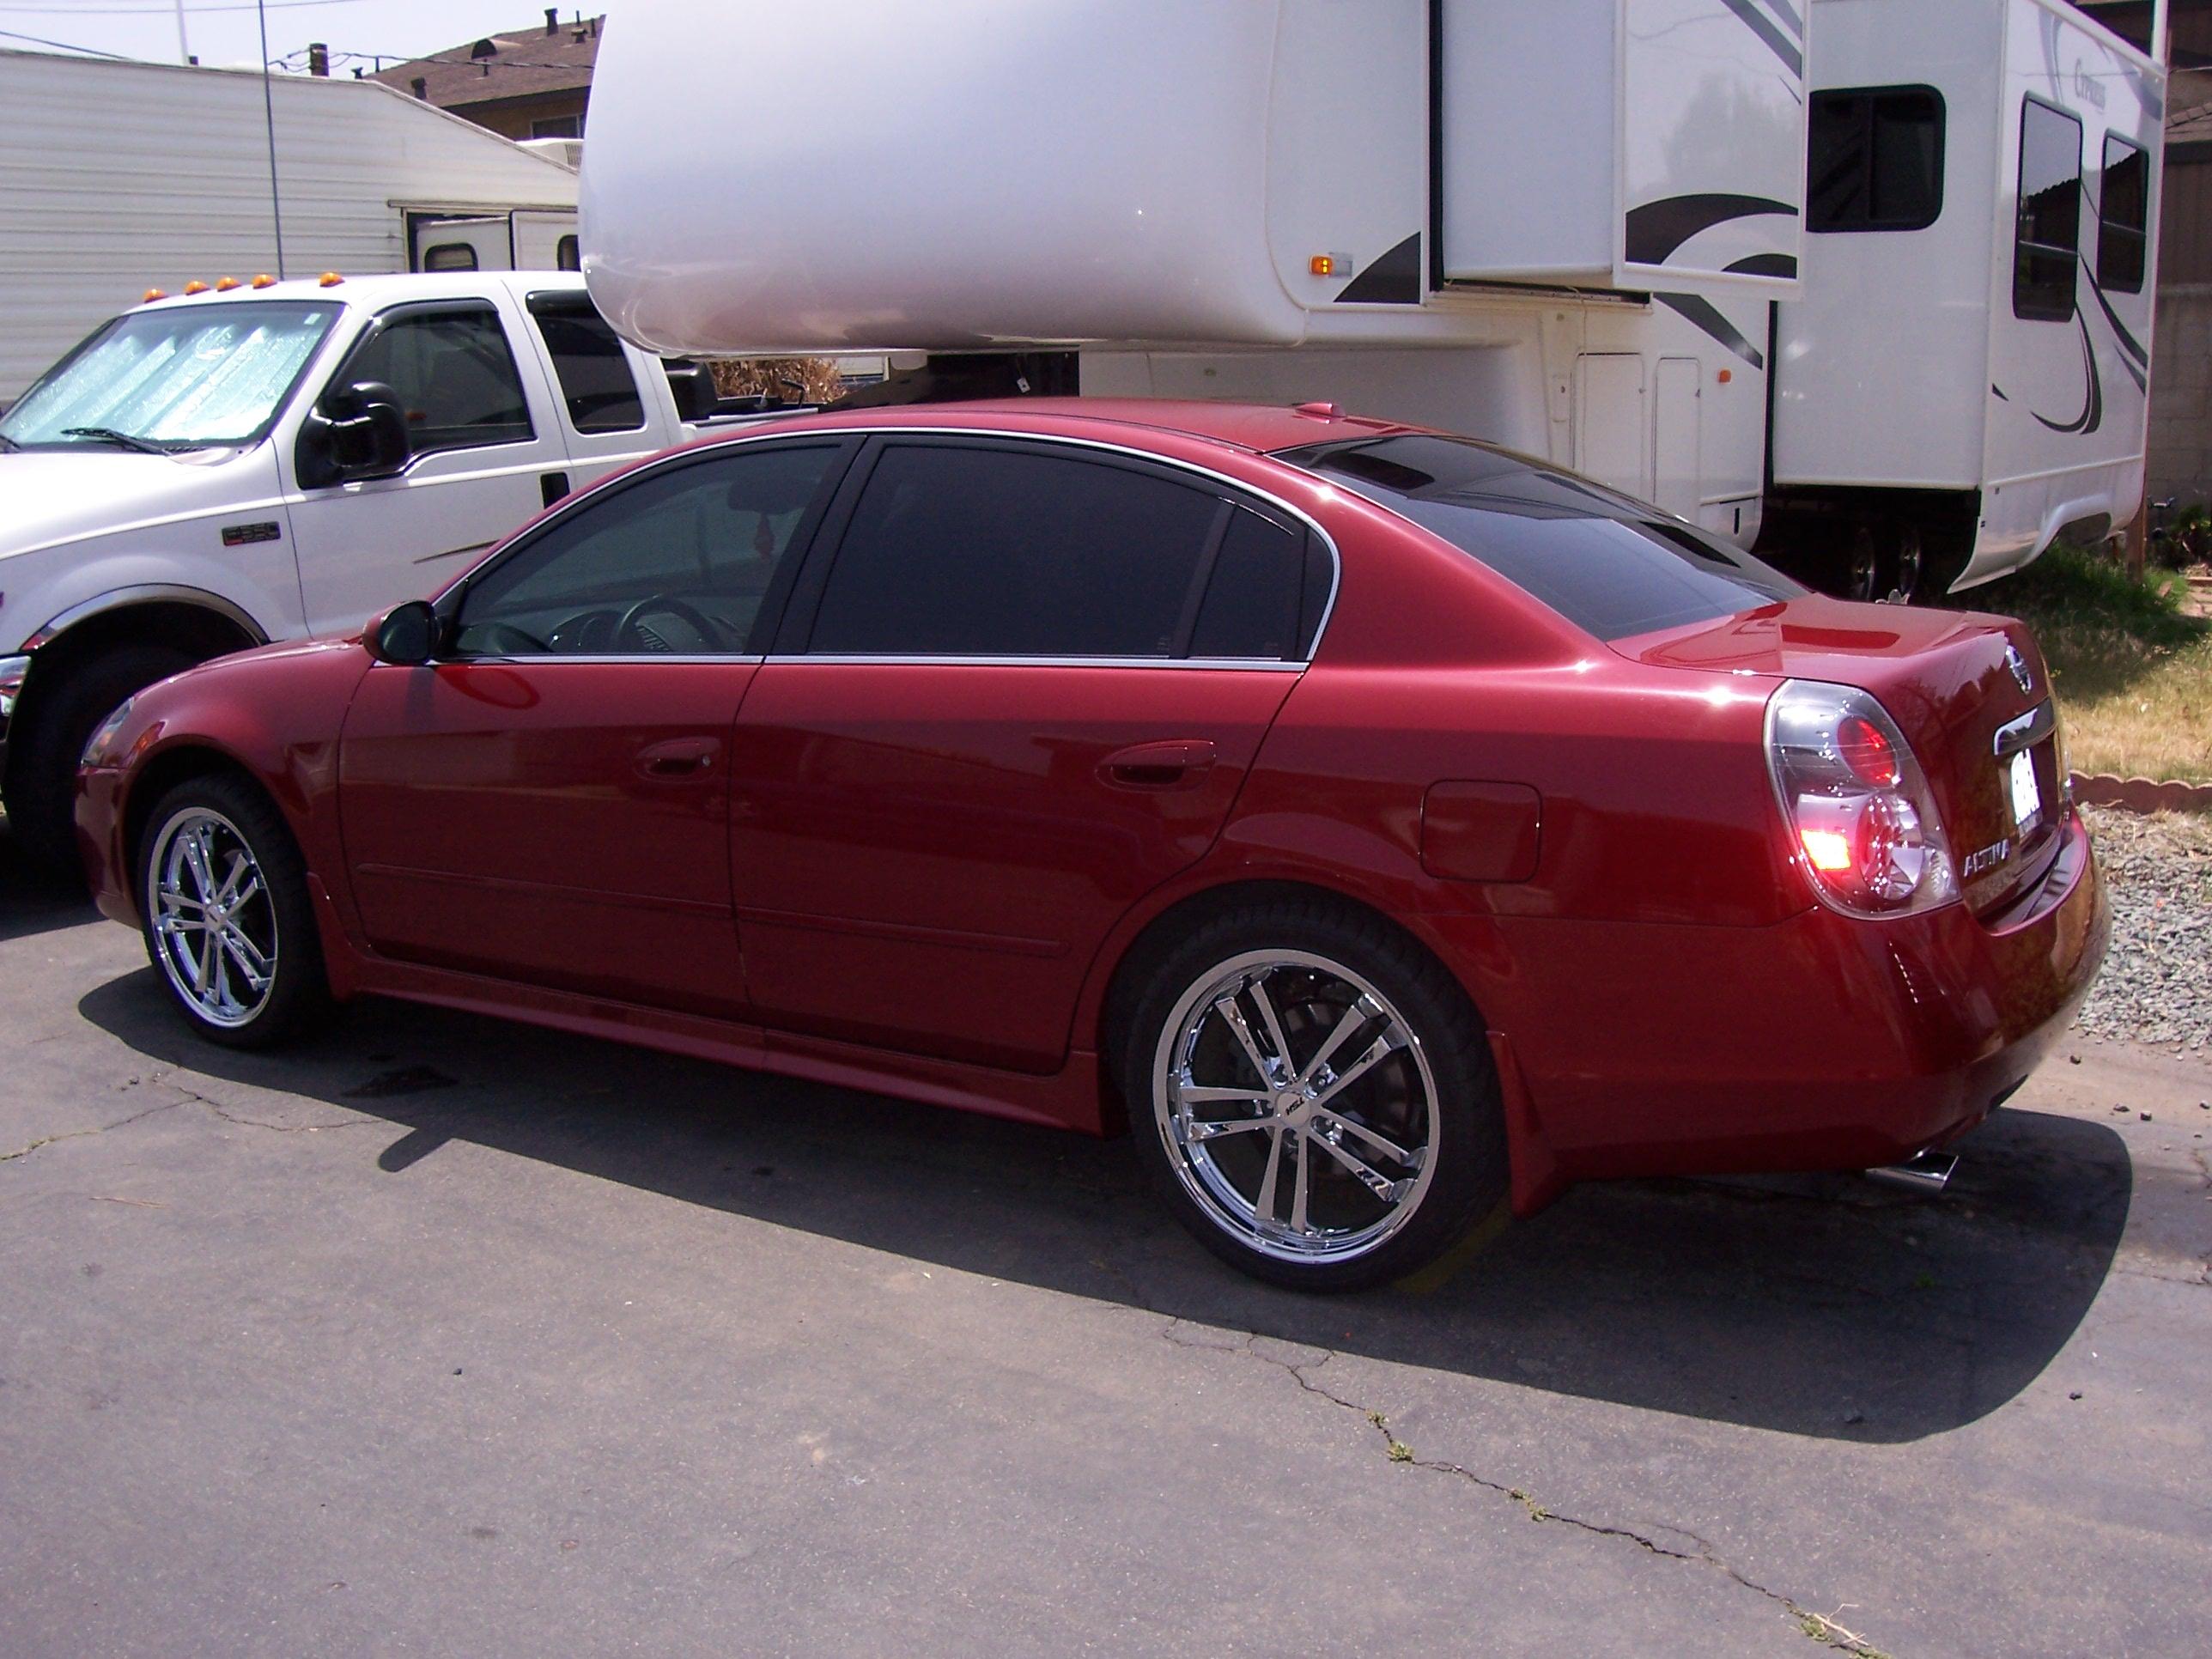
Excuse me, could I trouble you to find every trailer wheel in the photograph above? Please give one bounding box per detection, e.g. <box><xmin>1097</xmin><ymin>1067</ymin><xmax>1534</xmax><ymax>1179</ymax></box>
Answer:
<box><xmin>1843</xmin><ymin>523</ymin><xmax>1881</xmax><ymax>603</ymax></box>
<box><xmin>1887</xmin><ymin>524</ymin><xmax>1924</xmax><ymax>603</ymax></box>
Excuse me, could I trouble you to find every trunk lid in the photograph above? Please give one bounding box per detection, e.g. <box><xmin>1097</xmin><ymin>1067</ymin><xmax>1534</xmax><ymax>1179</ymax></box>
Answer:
<box><xmin>1617</xmin><ymin>596</ymin><xmax>2064</xmax><ymax>915</ymax></box>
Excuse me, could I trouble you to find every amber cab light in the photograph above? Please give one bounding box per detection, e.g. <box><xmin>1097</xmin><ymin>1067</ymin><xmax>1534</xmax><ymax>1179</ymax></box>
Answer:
<box><xmin>1766</xmin><ymin>680</ymin><xmax>1957</xmax><ymax>919</ymax></box>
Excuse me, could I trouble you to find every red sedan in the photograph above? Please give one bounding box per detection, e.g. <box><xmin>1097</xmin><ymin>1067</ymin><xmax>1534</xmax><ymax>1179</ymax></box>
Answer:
<box><xmin>76</xmin><ymin>401</ymin><xmax>2106</xmax><ymax>1289</ymax></box>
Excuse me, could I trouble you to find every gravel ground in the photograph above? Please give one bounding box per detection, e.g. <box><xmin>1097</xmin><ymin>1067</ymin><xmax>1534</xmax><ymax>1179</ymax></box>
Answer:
<box><xmin>2075</xmin><ymin>804</ymin><xmax>2212</xmax><ymax>1051</ymax></box>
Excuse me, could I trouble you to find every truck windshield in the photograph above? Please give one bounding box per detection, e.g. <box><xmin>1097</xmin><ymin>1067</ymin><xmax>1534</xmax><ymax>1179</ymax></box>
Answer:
<box><xmin>0</xmin><ymin>301</ymin><xmax>340</xmax><ymax>452</ymax></box>
<box><xmin>1275</xmin><ymin>433</ymin><xmax>1802</xmax><ymax>641</ymax></box>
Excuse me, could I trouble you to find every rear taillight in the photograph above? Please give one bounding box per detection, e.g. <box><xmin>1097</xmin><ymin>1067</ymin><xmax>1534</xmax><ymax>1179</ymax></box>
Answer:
<box><xmin>1765</xmin><ymin>679</ymin><xmax>1958</xmax><ymax>919</ymax></box>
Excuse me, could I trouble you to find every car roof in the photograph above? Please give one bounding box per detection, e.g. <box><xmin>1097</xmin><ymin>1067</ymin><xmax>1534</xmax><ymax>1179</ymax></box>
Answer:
<box><xmin>131</xmin><ymin>269</ymin><xmax>586</xmax><ymax>314</ymax></box>
<box><xmin>737</xmin><ymin>397</ymin><xmax>1425</xmax><ymax>455</ymax></box>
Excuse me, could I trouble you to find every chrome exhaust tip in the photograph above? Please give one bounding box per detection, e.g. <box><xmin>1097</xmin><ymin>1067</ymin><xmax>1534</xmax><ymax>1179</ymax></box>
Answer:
<box><xmin>1867</xmin><ymin>1149</ymin><xmax>1958</xmax><ymax>1194</ymax></box>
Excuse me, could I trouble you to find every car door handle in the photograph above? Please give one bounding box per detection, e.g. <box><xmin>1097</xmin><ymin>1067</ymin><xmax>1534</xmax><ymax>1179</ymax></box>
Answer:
<box><xmin>1099</xmin><ymin>739</ymin><xmax>1217</xmax><ymax>788</ymax></box>
<box><xmin>636</xmin><ymin>737</ymin><xmax>719</xmax><ymax>778</ymax></box>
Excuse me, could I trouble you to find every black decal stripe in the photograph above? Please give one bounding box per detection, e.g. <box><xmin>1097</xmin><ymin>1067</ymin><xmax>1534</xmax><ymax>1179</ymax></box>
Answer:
<box><xmin>1334</xmin><ymin>232</ymin><xmax>1423</xmax><ymax>305</ymax></box>
<box><xmin>2082</xmin><ymin>267</ymin><xmax>2150</xmax><ymax>371</ymax></box>
<box><xmin>1625</xmin><ymin>194</ymin><xmax>1798</xmax><ymax>268</ymax></box>
<box><xmin>1723</xmin><ymin>252</ymin><xmax>1797</xmax><ymax>279</ymax></box>
<box><xmin>2030</xmin><ymin>313</ymin><xmax>2103</xmax><ymax>435</ymax></box>
<box><xmin>1717</xmin><ymin>0</ymin><xmax>1802</xmax><ymax>78</ymax></box>
<box><xmin>1992</xmin><ymin>385</ymin><xmax>2010</xmax><ymax>402</ymax></box>
<box><xmin>1656</xmin><ymin>293</ymin><xmax>1765</xmax><ymax>369</ymax></box>
<box><xmin>1760</xmin><ymin>0</ymin><xmax>1803</xmax><ymax>40</ymax></box>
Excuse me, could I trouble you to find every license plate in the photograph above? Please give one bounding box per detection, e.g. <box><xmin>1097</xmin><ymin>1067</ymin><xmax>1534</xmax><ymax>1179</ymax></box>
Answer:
<box><xmin>2008</xmin><ymin>748</ymin><xmax>2042</xmax><ymax>830</ymax></box>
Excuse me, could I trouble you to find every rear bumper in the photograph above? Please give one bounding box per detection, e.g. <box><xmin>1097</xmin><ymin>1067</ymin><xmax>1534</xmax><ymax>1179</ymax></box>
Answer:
<box><xmin>1463</xmin><ymin>806</ymin><xmax>2107</xmax><ymax>1203</ymax></box>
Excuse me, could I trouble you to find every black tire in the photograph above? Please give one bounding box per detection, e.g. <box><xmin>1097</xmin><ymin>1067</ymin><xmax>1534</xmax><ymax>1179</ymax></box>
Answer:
<box><xmin>135</xmin><ymin>771</ymin><xmax>331</xmax><ymax>1048</ymax></box>
<box><xmin>1119</xmin><ymin>898</ymin><xmax>1508</xmax><ymax>1291</ymax></box>
<box><xmin>5</xmin><ymin>645</ymin><xmax>196</xmax><ymax>874</ymax></box>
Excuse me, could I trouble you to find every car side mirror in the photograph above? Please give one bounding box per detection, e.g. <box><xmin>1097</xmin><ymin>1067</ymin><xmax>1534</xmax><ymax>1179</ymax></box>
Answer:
<box><xmin>300</xmin><ymin>380</ymin><xmax>410</xmax><ymax>487</ymax></box>
<box><xmin>365</xmin><ymin>599</ymin><xmax>439</xmax><ymax>665</ymax></box>
<box><xmin>663</xmin><ymin>359</ymin><xmax>722</xmax><ymax>422</ymax></box>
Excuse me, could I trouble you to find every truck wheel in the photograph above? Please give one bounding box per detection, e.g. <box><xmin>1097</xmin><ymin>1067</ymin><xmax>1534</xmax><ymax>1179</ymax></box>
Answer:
<box><xmin>4</xmin><ymin>645</ymin><xmax>195</xmax><ymax>875</ymax></box>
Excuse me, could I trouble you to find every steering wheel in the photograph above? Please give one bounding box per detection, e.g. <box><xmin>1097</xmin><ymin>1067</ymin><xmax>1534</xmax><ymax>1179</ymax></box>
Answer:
<box><xmin>615</xmin><ymin>593</ymin><xmax>726</xmax><ymax>653</ymax></box>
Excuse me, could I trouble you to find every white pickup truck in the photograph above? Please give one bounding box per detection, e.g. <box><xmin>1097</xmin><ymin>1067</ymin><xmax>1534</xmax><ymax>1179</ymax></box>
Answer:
<box><xmin>0</xmin><ymin>270</ymin><xmax>761</xmax><ymax>866</ymax></box>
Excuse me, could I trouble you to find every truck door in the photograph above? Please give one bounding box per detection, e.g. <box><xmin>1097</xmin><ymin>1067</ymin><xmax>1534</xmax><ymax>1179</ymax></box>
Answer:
<box><xmin>284</xmin><ymin>299</ymin><xmax>572</xmax><ymax>637</ymax></box>
<box><xmin>520</xmin><ymin>289</ymin><xmax>671</xmax><ymax>495</ymax></box>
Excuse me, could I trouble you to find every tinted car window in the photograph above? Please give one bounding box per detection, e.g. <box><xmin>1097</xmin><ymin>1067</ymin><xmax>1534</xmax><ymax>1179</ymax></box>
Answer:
<box><xmin>1189</xmin><ymin>506</ymin><xmax>1305</xmax><ymax>660</ymax></box>
<box><xmin>2014</xmin><ymin>97</ymin><xmax>2081</xmax><ymax>321</ymax></box>
<box><xmin>527</xmin><ymin>294</ymin><xmax>646</xmax><ymax>433</ymax></box>
<box><xmin>1275</xmin><ymin>434</ymin><xmax>1800</xmax><ymax>641</ymax></box>
<box><xmin>806</xmin><ymin>443</ymin><xmax>1225</xmax><ymax>657</ymax></box>
<box><xmin>454</xmin><ymin>443</ymin><xmax>841</xmax><ymax>655</ymax></box>
<box><xmin>1807</xmin><ymin>86</ymin><xmax>1945</xmax><ymax>233</ymax></box>
<box><xmin>340</xmin><ymin>307</ymin><xmax>532</xmax><ymax>454</ymax></box>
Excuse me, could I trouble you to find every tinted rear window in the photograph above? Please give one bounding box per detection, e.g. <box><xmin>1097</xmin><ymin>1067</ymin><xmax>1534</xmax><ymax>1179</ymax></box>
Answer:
<box><xmin>808</xmin><ymin>443</ymin><xmax>1225</xmax><ymax>657</ymax></box>
<box><xmin>1275</xmin><ymin>434</ymin><xmax>1800</xmax><ymax>641</ymax></box>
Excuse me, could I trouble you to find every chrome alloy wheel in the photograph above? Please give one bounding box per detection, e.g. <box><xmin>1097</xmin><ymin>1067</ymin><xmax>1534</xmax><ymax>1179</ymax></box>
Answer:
<box><xmin>1152</xmin><ymin>949</ymin><xmax>1440</xmax><ymax>1265</ymax></box>
<box><xmin>147</xmin><ymin>807</ymin><xmax>279</xmax><ymax>1030</ymax></box>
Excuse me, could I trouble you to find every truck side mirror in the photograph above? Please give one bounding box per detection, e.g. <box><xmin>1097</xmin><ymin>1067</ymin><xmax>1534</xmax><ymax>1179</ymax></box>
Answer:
<box><xmin>300</xmin><ymin>380</ymin><xmax>410</xmax><ymax>487</ymax></box>
<box><xmin>365</xmin><ymin>599</ymin><xmax>439</xmax><ymax>665</ymax></box>
<box><xmin>663</xmin><ymin>359</ymin><xmax>721</xmax><ymax>422</ymax></box>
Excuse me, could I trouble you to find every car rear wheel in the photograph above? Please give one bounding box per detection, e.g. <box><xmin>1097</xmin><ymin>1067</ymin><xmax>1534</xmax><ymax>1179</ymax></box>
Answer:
<box><xmin>1121</xmin><ymin>902</ymin><xmax>1508</xmax><ymax>1291</ymax></box>
<box><xmin>137</xmin><ymin>774</ymin><xmax>330</xmax><ymax>1048</ymax></box>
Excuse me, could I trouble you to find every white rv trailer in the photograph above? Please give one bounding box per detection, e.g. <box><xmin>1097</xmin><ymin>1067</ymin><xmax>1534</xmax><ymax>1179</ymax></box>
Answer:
<box><xmin>579</xmin><ymin>0</ymin><xmax>2160</xmax><ymax>599</ymax></box>
<box><xmin>0</xmin><ymin>50</ymin><xmax>582</xmax><ymax>402</ymax></box>
<box><xmin>1761</xmin><ymin>0</ymin><xmax>2165</xmax><ymax>593</ymax></box>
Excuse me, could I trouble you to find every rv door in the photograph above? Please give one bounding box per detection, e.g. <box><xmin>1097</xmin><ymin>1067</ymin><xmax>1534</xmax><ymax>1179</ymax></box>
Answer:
<box><xmin>410</xmin><ymin>216</ymin><xmax>514</xmax><ymax>273</ymax></box>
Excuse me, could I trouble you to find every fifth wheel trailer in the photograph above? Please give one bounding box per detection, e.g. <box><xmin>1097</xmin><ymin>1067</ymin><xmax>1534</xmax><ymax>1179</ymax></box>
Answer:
<box><xmin>0</xmin><ymin>49</ymin><xmax>580</xmax><ymax>403</ymax></box>
<box><xmin>580</xmin><ymin>0</ymin><xmax>2163</xmax><ymax>601</ymax></box>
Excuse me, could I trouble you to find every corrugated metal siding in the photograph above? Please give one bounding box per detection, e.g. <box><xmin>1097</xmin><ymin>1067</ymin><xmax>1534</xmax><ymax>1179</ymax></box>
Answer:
<box><xmin>0</xmin><ymin>51</ymin><xmax>578</xmax><ymax>398</ymax></box>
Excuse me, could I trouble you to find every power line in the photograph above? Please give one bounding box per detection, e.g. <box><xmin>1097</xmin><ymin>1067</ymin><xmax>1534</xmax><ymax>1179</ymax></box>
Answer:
<box><xmin>0</xmin><ymin>1</ymin><xmax>362</xmax><ymax>14</ymax></box>
<box><xmin>0</xmin><ymin>21</ymin><xmax>129</xmax><ymax>52</ymax></box>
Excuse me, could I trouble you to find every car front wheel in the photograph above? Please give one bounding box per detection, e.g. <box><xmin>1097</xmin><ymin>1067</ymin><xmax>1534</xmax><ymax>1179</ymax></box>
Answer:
<box><xmin>137</xmin><ymin>775</ymin><xmax>330</xmax><ymax>1048</ymax></box>
<box><xmin>1121</xmin><ymin>902</ymin><xmax>1508</xmax><ymax>1291</ymax></box>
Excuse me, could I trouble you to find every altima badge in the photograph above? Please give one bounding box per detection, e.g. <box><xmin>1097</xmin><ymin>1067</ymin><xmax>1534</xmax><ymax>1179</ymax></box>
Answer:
<box><xmin>1963</xmin><ymin>837</ymin><xmax>2014</xmax><ymax>878</ymax></box>
<box><xmin>2004</xmin><ymin>644</ymin><xmax>2033</xmax><ymax>695</ymax></box>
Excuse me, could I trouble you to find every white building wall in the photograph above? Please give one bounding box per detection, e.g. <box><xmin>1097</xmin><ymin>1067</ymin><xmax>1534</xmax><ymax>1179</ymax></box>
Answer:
<box><xmin>0</xmin><ymin>51</ymin><xmax>578</xmax><ymax>398</ymax></box>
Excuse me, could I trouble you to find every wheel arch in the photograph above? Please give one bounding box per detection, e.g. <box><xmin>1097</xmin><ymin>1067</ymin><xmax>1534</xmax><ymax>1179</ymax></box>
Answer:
<box><xmin>1087</xmin><ymin>872</ymin><xmax>1501</xmax><ymax>1126</ymax></box>
<box><xmin>119</xmin><ymin>741</ymin><xmax>276</xmax><ymax>896</ymax></box>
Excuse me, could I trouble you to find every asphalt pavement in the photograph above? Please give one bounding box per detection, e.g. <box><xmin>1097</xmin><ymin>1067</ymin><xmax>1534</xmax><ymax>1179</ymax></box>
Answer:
<box><xmin>3</xmin><ymin>836</ymin><xmax>2208</xmax><ymax>1657</ymax></box>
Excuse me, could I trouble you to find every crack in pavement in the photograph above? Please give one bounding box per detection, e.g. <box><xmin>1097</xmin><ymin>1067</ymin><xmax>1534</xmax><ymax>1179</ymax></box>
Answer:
<box><xmin>0</xmin><ymin>1098</ymin><xmax>188</xmax><ymax>1164</ymax></box>
<box><xmin>1</xmin><ymin>1072</ymin><xmax>384</xmax><ymax>1168</ymax></box>
<box><xmin>1159</xmin><ymin>1317</ymin><xmax>1895</xmax><ymax>1656</ymax></box>
<box><xmin>149</xmin><ymin>1070</ymin><xmax>383</xmax><ymax>1134</ymax></box>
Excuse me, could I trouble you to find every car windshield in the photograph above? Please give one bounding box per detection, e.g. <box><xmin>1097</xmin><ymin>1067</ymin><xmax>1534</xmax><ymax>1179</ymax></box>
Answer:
<box><xmin>0</xmin><ymin>301</ymin><xmax>340</xmax><ymax>452</ymax></box>
<box><xmin>1275</xmin><ymin>433</ymin><xmax>1802</xmax><ymax>641</ymax></box>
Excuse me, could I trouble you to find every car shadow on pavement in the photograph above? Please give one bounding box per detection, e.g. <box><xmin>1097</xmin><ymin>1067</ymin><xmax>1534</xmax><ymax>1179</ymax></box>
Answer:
<box><xmin>0</xmin><ymin>824</ymin><xmax>96</xmax><ymax>944</ymax></box>
<box><xmin>80</xmin><ymin>968</ymin><xmax>2133</xmax><ymax>1445</ymax></box>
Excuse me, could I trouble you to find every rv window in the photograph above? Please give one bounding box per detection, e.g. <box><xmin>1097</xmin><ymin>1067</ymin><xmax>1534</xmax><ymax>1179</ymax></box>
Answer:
<box><xmin>1275</xmin><ymin>434</ymin><xmax>1802</xmax><ymax>642</ymax></box>
<box><xmin>805</xmin><ymin>442</ymin><xmax>1241</xmax><ymax>659</ymax></box>
<box><xmin>421</xmin><ymin>241</ymin><xmax>480</xmax><ymax>273</ymax></box>
<box><xmin>337</xmin><ymin>307</ymin><xmax>533</xmax><ymax>456</ymax></box>
<box><xmin>1808</xmin><ymin>86</ymin><xmax>1944</xmax><ymax>233</ymax></box>
<box><xmin>526</xmin><ymin>294</ymin><xmax>647</xmax><ymax>434</ymax></box>
<box><xmin>556</xmin><ymin>234</ymin><xmax>581</xmax><ymax>271</ymax></box>
<box><xmin>2014</xmin><ymin>97</ymin><xmax>2082</xmax><ymax>322</ymax></box>
<box><xmin>2099</xmin><ymin>134</ymin><xmax>2149</xmax><ymax>295</ymax></box>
